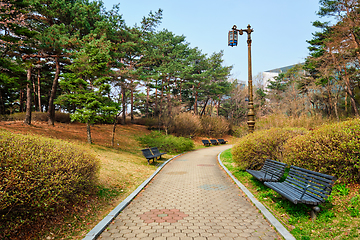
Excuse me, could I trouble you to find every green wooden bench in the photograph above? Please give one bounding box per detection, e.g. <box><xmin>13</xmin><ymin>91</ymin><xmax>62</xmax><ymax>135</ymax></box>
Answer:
<box><xmin>246</xmin><ymin>159</ymin><xmax>287</xmax><ymax>182</ymax></box>
<box><xmin>264</xmin><ymin>165</ymin><xmax>337</xmax><ymax>219</ymax></box>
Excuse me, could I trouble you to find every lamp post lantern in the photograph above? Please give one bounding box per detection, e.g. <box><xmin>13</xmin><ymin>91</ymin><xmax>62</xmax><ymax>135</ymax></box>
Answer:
<box><xmin>228</xmin><ymin>24</ymin><xmax>255</xmax><ymax>133</ymax></box>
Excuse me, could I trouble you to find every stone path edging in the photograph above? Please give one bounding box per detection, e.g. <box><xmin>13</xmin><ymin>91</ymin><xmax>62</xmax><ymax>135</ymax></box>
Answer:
<box><xmin>217</xmin><ymin>150</ymin><xmax>296</xmax><ymax>240</ymax></box>
<box><xmin>83</xmin><ymin>153</ymin><xmax>183</xmax><ymax>240</ymax></box>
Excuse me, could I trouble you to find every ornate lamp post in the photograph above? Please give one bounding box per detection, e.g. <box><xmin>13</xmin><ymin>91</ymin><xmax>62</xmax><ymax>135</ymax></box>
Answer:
<box><xmin>228</xmin><ymin>24</ymin><xmax>255</xmax><ymax>133</ymax></box>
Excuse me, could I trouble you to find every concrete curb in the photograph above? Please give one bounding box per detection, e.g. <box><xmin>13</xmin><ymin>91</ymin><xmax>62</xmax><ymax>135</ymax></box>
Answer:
<box><xmin>218</xmin><ymin>150</ymin><xmax>296</xmax><ymax>240</ymax></box>
<box><xmin>83</xmin><ymin>154</ymin><xmax>182</xmax><ymax>240</ymax></box>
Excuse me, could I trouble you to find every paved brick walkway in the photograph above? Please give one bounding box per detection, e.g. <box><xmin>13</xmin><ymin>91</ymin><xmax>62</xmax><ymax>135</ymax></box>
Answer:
<box><xmin>99</xmin><ymin>145</ymin><xmax>281</xmax><ymax>240</ymax></box>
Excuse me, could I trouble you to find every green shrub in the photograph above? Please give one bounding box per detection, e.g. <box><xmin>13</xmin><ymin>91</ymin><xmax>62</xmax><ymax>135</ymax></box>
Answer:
<box><xmin>283</xmin><ymin>118</ymin><xmax>360</xmax><ymax>183</ymax></box>
<box><xmin>169</xmin><ymin>112</ymin><xmax>202</xmax><ymax>137</ymax></box>
<box><xmin>137</xmin><ymin>131</ymin><xmax>194</xmax><ymax>153</ymax></box>
<box><xmin>231</xmin><ymin>127</ymin><xmax>307</xmax><ymax>170</ymax></box>
<box><xmin>200</xmin><ymin>115</ymin><xmax>230</xmax><ymax>137</ymax></box>
<box><xmin>0</xmin><ymin>130</ymin><xmax>99</xmax><ymax>237</ymax></box>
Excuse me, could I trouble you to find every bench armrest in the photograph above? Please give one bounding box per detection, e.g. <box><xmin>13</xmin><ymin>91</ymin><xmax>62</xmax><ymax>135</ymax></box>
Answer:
<box><xmin>300</xmin><ymin>184</ymin><xmax>311</xmax><ymax>200</ymax></box>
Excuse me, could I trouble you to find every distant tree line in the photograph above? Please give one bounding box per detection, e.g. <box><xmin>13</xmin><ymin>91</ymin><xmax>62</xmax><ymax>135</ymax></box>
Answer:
<box><xmin>260</xmin><ymin>0</ymin><xmax>360</xmax><ymax>120</ymax></box>
<box><xmin>0</xmin><ymin>0</ymin><xmax>236</xmax><ymax>142</ymax></box>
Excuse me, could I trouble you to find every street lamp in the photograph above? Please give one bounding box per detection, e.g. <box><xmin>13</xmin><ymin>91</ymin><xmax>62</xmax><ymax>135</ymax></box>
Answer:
<box><xmin>228</xmin><ymin>24</ymin><xmax>255</xmax><ymax>133</ymax></box>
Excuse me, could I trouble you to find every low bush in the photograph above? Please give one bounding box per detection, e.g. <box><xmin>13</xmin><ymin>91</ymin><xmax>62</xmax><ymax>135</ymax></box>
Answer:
<box><xmin>55</xmin><ymin>112</ymin><xmax>71</xmax><ymax>123</ymax></box>
<box><xmin>255</xmin><ymin>112</ymin><xmax>331</xmax><ymax>130</ymax></box>
<box><xmin>137</xmin><ymin>131</ymin><xmax>194</xmax><ymax>153</ymax></box>
<box><xmin>283</xmin><ymin>118</ymin><xmax>360</xmax><ymax>183</ymax></box>
<box><xmin>169</xmin><ymin>112</ymin><xmax>201</xmax><ymax>137</ymax></box>
<box><xmin>0</xmin><ymin>130</ymin><xmax>99</xmax><ymax>237</ymax></box>
<box><xmin>200</xmin><ymin>115</ymin><xmax>230</xmax><ymax>137</ymax></box>
<box><xmin>136</xmin><ymin>117</ymin><xmax>159</xmax><ymax>129</ymax></box>
<box><xmin>231</xmin><ymin>127</ymin><xmax>307</xmax><ymax>170</ymax></box>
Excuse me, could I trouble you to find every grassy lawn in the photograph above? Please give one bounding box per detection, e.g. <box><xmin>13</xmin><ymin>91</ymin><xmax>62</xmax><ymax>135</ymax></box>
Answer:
<box><xmin>220</xmin><ymin>148</ymin><xmax>360</xmax><ymax>240</ymax></box>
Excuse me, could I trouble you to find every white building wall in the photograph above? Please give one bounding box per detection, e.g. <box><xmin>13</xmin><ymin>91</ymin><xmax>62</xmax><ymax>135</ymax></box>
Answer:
<box><xmin>262</xmin><ymin>71</ymin><xmax>279</xmax><ymax>89</ymax></box>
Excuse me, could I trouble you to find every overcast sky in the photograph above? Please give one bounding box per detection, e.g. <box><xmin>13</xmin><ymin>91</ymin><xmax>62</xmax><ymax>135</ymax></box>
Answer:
<box><xmin>103</xmin><ymin>0</ymin><xmax>322</xmax><ymax>82</ymax></box>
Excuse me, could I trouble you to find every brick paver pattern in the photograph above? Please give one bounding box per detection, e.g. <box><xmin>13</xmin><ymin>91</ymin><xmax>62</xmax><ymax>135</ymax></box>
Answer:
<box><xmin>99</xmin><ymin>145</ymin><xmax>281</xmax><ymax>240</ymax></box>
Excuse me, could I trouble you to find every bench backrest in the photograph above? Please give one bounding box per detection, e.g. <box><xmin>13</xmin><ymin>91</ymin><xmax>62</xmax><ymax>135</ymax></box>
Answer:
<box><xmin>150</xmin><ymin>147</ymin><xmax>161</xmax><ymax>155</ymax></box>
<box><xmin>202</xmin><ymin>140</ymin><xmax>210</xmax><ymax>144</ymax></box>
<box><xmin>218</xmin><ymin>139</ymin><xmax>225</xmax><ymax>143</ymax></box>
<box><xmin>210</xmin><ymin>139</ymin><xmax>218</xmax><ymax>144</ymax></box>
<box><xmin>141</xmin><ymin>148</ymin><xmax>154</xmax><ymax>158</ymax></box>
<box><xmin>286</xmin><ymin>165</ymin><xmax>337</xmax><ymax>202</ymax></box>
<box><xmin>261</xmin><ymin>159</ymin><xmax>287</xmax><ymax>178</ymax></box>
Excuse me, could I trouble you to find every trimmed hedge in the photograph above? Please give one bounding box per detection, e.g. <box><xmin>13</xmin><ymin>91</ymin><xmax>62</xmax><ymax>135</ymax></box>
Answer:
<box><xmin>137</xmin><ymin>131</ymin><xmax>194</xmax><ymax>154</ymax></box>
<box><xmin>283</xmin><ymin>118</ymin><xmax>360</xmax><ymax>183</ymax></box>
<box><xmin>0</xmin><ymin>130</ymin><xmax>99</xmax><ymax>237</ymax></box>
<box><xmin>231</xmin><ymin>127</ymin><xmax>307</xmax><ymax>170</ymax></box>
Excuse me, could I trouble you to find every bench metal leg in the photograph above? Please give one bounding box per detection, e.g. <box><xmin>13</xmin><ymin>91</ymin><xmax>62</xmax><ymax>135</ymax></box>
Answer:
<box><xmin>310</xmin><ymin>206</ymin><xmax>321</xmax><ymax>221</ymax></box>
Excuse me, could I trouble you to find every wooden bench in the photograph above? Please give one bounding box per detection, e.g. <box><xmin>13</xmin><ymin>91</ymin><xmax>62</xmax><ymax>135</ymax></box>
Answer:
<box><xmin>202</xmin><ymin>140</ymin><xmax>211</xmax><ymax>146</ymax></box>
<box><xmin>246</xmin><ymin>159</ymin><xmax>287</xmax><ymax>182</ymax></box>
<box><xmin>141</xmin><ymin>147</ymin><xmax>166</xmax><ymax>164</ymax></box>
<box><xmin>217</xmin><ymin>139</ymin><xmax>228</xmax><ymax>144</ymax></box>
<box><xmin>210</xmin><ymin>139</ymin><xmax>219</xmax><ymax>145</ymax></box>
<box><xmin>264</xmin><ymin>165</ymin><xmax>337</xmax><ymax>218</ymax></box>
<box><xmin>150</xmin><ymin>147</ymin><xmax>166</xmax><ymax>159</ymax></box>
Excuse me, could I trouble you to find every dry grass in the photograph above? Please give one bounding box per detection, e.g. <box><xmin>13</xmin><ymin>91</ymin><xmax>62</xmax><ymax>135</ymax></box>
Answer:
<box><xmin>0</xmin><ymin>121</ymin><xmax>166</xmax><ymax>239</ymax></box>
<box><xmin>255</xmin><ymin>113</ymin><xmax>333</xmax><ymax>130</ymax></box>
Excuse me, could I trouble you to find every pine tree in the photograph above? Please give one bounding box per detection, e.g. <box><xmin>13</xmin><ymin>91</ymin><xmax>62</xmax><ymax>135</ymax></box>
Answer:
<box><xmin>57</xmin><ymin>34</ymin><xmax>115</xmax><ymax>144</ymax></box>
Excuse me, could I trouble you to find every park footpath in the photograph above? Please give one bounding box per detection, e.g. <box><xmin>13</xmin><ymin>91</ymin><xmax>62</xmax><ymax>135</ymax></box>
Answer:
<box><xmin>86</xmin><ymin>144</ymin><xmax>296</xmax><ymax>240</ymax></box>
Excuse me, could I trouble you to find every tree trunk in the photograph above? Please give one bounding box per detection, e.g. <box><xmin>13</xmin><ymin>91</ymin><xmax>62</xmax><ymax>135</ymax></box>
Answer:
<box><xmin>154</xmin><ymin>85</ymin><xmax>158</xmax><ymax>117</ymax></box>
<box><xmin>194</xmin><ymin>89</ymin><xmax>198</xmax><ymax>115</ymax></box>
<box><xmin>32</xmin><ymin>78</ymin><xmax>37</xmax><ymax>111</ymax></box>
<box><xmin>343</xmin><ymin>67</ymin><xmax>359</xmax><ymax>117</ymax></box>
<box><xmin>111</xmin><ymin>113</ymin><xmax>120</xmax><ymax>147</ymax></box>
<box><xmin>158</xmin><ymin>82</ymin><xmax>164</xmax><ymax>130</ymax></box>
<box><xmin>20</xmin><ymin>89</ymin><xmax>24</xmax><ymax>112</ymax></box>
<box><xmin>48</xmin><ymin>57</ymin><xmax>60</xmax><ymax>125</ymax></box>
<box><xmin>179</xmin><ymin>82</ymin><xmax>182</xmax><ymax>102</ymax></box>
<box><xmin>200</xmin><ymin>98</ymin><xmax>210</xmax><ymax>116</ymax></box>
<box><xmin>130</xmin><ymin>80</ymin><xmax>134</xmax><ymax>124</ymax></box>
<box><xmin>86</xmin><ymin>122</ymin><xmax>92</xmax><ymax>144</ymax></box>
<box><xmin>0</xmin><ymin>92</ymin><xmax>4</xmax><ymax>115</ymax></box>
<box><xmin>345</xmin><ymin>91</ymin><xmax>348</xmax><ymax>114</ymax></box>
<box><xmin>24</xmin><ymin>68</ymin><xmax>32</xmax><ymax>125</ymax></box>
<box><xmin>121</xmin><ymin>83</ymin><xmax>126</xmax><ymax>125</ymax></box>
<box><xmin>37</xmin><ymin>68</ymin><xmax>42</xmax><ymax>112</ymax></box>
<box><xmin>145</xmin><ymin>85</ymin><xmax>150</xmax><ymax>118</ymax></box>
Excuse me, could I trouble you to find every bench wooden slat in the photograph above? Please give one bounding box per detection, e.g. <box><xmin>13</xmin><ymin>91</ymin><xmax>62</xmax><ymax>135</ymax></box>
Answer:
<box><xmin>150</xmin><ymin>147</ymin><xmax>166</xmax><ymax>159</ymax></box>
<box><xmin>266</xmin><ymin>182</ymin><xmax>322</xmax><ymax>205</ymax></box>
<box><xmin>141</xmin><ymin>147</ymin><xmax>166</xmax><ymax>164</ymax></box>
<box><xmin>246</xmin><ymin>159</ymin><xmax>287</xmax><ymax>182</ymax></box>
<box><xmin>217</xmin><ymin>139</ymin><xmax>228</xmax><ymax>144</ymax></box>
<box><xmin>141</xmin><ymin>148</ymin><xmax>156</xmax><ymax>164</ymax></box>
<box><xmin>264</xmin><ymin>165</ymin><xmax>337</xmax><ymax>205</ymax></box>
<box><xmin>285</xmin><ymin>176</ymin><xmax>330</xmax><ymax>198</ymax></box>
<box><xmin>202</xmin><ymin>140</ymin><xmax>211</xmax><ymax>146</ymax></box>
